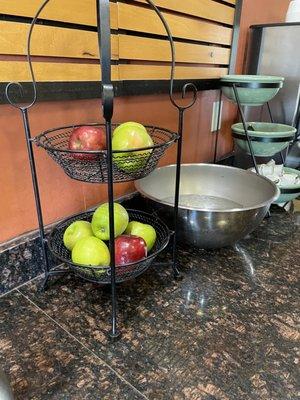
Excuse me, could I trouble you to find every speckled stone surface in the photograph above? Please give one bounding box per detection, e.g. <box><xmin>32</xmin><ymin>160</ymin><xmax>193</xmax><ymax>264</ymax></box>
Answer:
<box><xmin>0</xmin><ymin>236</ymin><xmax>44</xmax><ymax>294</ymax></box>
<box><xmin>0</xmin><ymin>235</ymin><xmax>57</xmax><ymax>295</ymax></box>
<box><xmin>0</xmin><ymin>291</ymin><xmax>145</xmax><ymax>400</ymax></box>
<box><xmin>9</xmin><ymin>207</ymin><xmax>298</xmax><ymax>400</ymax></box>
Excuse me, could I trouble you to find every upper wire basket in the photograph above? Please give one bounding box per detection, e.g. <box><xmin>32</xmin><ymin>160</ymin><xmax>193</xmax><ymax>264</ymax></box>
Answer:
<box><xmin>48</xmin><ymin>209</ymin><xmax>171</xmax><ymax>284</ymax></box>
<box><xmin>34</xmin><ymin>123</ymin><xmax>178</xmax><ymax>183</ymax></box>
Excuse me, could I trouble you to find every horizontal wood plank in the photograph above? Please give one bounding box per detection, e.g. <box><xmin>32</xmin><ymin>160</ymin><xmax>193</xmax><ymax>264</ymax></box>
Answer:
<box><xmin>0</xmin><ymin>21</ymin><xmax>118</xmax><ymax>59</ymax></box>
<box><xmin>119</xmin><ymin>35</ymin><xmax>230</xmax><ymax>65</ymax></box>
<box><xmin>0</xmin><ymin>61</ymin><xmax>119</xmax><ymax>82</ymax></box>
<box><xmin>223</xmin><ymin>0</ymin><xmax>236</xmax><ymax>4</ymax></box>
<box><xmin>119</xmin><ymin>64</ymin><xmax>228</xmax><ymax>80</ymax></box>
<box><xmin>0</xmin><ymin>60</ymin><xmax>227</xmax><ymax>82</ymax></box>
<box><xmin>134</xmin><ymin>0</ymin><xmax>235</xmax><ymax>25</ymax></box>
<box><xmin>118</xmin><ymin>3</ymin><xmax>233</xmax><ymax>46</ymax></box>
<box><xmin>0</xmin><ymin>0</ymin><xmax>118</xmax><ymax>28</ymax></box>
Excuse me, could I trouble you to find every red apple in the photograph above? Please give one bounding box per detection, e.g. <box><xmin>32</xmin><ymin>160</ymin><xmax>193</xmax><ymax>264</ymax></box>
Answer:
<box><xmin>68</xmin><ymin>126</ymin><xmax>106</xmax><ymax>160</ymax></box>
<box><xmin>115</xmin><ymin>235</ymin><xmax>147</xmax><ymax>266</ymax></box>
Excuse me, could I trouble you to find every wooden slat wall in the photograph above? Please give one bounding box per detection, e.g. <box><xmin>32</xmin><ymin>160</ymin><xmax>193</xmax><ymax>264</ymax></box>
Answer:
<box><xmin>0</xmin><ymin>0</ymin><xmax>237</xmax><ymax>84</ymax></box>
<box><xmin>0</xmin><ymin>0</ymin><xmax>118</xmax><ymax>28</ymax></box>
<box><xmin>0</xmin><ymin>61</ymin><xmax>119</xmax><ymax>82</ymax></box>
<box><xmin>0</xmin><ymin>21</ymin><xmax>119</xmax><ymax>60</ymax></box>
<box><xmin>119</xmin><ymin>65</ymin><xmax>229</xmax><ymax>80</ymax></box>
<box><xmin>118</xmin><ymin>3</ymin><xmax>233</xmax><ymax>46</ymax></box>
<box><xmin>118</xmin><ymin>35</ymin><xmax>231</xmax><ymax>65</ymax></box>
<box><xmin>134</xmin><ymin>0</ymin><xmax>235</xmax><ymax>25</ymax></box>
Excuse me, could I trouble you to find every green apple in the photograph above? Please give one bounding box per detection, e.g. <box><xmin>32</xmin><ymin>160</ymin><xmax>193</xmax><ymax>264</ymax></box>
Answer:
<box><xmin>63</xmin><ymin>220</ymin><xmax>93</xmax><ymax>251</ymax></box>
<box><xmin>125</xmin><ymin>221</ymin><xmax>157</xmax><ymax>251</ymax></box>
<box><xmin>112</xmin><ymin>122</ymin><xmax>153</xmax><ymax>173</ymax></box>
<box><xmin>113</xmin><ymin>122</ymin><xmax>148</xmax><ymax>137</ymax></box>
<box><xmin>71</xmin><ymin>236</ymin><xmax>110</xmax><ymax>266</ymax></box>
<box><xmin>91</xmin><ymin>202</ymin><xmax>129</xmax><ymax>241</ymax></box>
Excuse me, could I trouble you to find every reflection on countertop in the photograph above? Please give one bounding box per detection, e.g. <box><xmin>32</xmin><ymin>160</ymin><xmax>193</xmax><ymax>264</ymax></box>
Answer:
<box><xmin>0</xmin><ymin>203</ymin><xmax>299</xmax><ymax>400</ymax></box>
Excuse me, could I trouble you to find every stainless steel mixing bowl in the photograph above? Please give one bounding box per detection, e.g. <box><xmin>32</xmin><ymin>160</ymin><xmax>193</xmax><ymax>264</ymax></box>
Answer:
<box><xmin>135</xmin><ymin>164</ymin><xmax>279</xmax><ymax>249</ymax></box>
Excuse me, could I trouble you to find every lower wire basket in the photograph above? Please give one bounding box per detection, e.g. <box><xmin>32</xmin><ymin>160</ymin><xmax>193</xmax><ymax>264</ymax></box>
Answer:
<box><xmin>48</xmin><ymin>209</ymin><xmax>171</xmax><ymax>284</ymax></box>
<box><xmin>34</xmin><ymin>124</ymin><xmax>178</xmax><ymax>183</ymax></box>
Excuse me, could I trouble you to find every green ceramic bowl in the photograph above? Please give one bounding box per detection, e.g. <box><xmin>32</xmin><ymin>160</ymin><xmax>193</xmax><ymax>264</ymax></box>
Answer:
<box><xmin>273</xmin><ymin>167</ymin><xmax>300</xmax><ymax>204</ymax></box>
<box><xmin>221</xmin><ymin>75</ymin><xmax>284</xmax><ymax>106</ymax></box>
<box><xmin>232</xmin><ymin>122</ymin><xmax>296</xmax><ymax>157</ymax></box>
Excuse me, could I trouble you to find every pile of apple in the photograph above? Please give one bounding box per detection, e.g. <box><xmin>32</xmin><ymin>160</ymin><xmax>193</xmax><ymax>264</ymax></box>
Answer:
<box><xmin>68</xmin><ymin>122</ymin><xmax>153</xmax><ymax>172</ymax></box>
<box><xmin>63</xmin><ymin>203</ymin><xmax>157</xmax><ymax>271</ymax></box>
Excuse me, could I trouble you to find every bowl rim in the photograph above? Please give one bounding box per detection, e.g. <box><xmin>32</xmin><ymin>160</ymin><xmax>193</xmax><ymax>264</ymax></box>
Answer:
<box><xmin>221</xmin><ymin>74</ymin><xmax>285</xmax><ymax>83</ymax></box>
<box><xmin>135</xmin><ymin>163</ymin><xmax>280</xmax><ymax>212</ymax></box>
<box><xmin>262</xmin><ymin>167</ymin><xmax>300</xmax><ymax>190</ymax></box>
<box><xmin>232</xmin><ymin>122</ymin><xmax>297</xmax><ymax>137</ymax></box>
<box><xmin>279</xmin><ymin>167</ymin><xmax>300</xmax><ymax>189</ymax></box>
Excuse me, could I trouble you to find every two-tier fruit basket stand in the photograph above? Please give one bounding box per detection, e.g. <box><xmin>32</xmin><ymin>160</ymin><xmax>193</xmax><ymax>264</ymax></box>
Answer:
<box><xmin>5</xmin><ymin>0</ymin><xmax>198</xmax><ymax>338</ymax></box>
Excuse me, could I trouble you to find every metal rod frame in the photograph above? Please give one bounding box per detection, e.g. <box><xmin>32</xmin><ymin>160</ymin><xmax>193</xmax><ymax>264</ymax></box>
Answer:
<box><xmin>215</xmin><ymin>85</ymin><xmax>296</xmax><ymax>217</ymax></box>
<box><xmin>5</xmin><ymin>0</ymin><xmax>198</xmax><ymax>338</ymax></box>
<box><xmin>232</xmin><ymin>84</ymin><xmax>259</xmax><ymax>173</ymax></box>
<box><xmin>214</xmin><ymin>85</ymin><xmax>266</xmax><ymax>172</ymax></box>
<box><xmin>213</xmin><ymin>90</ymin><xmax>223</xmax><ymax>164</ymax></box>
<box><xmin>266</xmin><ymin>102</ymin><xmax>287</xmax><ymax>164</ymax></box>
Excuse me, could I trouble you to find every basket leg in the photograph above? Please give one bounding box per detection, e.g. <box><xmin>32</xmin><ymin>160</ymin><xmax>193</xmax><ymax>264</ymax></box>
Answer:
<box><xmin>41</xmin><ymin>268</ymin><xmax>69</xmax><ymax>291</ymax></box>
<box><xmin>21</xmin><ymin>109</ymin><xmax>52</xmax><ymax>289</ymax></box>
<box><xmin>172</xmin><ymin>110</ymin><xmax>185</xmax><ymax>280</ymax></box>
<box><xmin>41</xmin><ymin>272</ymin><xmax>51</xmax><ymax>291</ymax></box>
<box><xmin>105</xmin><ymin>120</ymin><xmax>120</xmax><ymax>340</ymax></box>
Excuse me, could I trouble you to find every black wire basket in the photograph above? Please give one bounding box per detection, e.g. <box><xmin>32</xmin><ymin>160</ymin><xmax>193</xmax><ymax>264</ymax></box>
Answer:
<box><xmin>48</xmin><ymin>209</ymin><xmax>171</xmax><ymax>284</ymax></box>
<box><xmin>34</xmin><ymin>123</ymin><xmax>178</xmax><ymax>183</ymax></box>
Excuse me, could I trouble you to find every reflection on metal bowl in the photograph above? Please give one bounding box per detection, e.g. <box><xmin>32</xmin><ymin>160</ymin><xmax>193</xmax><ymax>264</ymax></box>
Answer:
<box><xmin>135</xmin><ymin>164</ymin><xmax>279</xmax><ymax>249</ymax></box>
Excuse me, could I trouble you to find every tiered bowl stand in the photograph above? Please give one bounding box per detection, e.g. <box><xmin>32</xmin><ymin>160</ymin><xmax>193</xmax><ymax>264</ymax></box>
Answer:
<box><xmin>214</xmin><ymin>77</ymin><xmax>299</xmax><ymax>206</ymax></box>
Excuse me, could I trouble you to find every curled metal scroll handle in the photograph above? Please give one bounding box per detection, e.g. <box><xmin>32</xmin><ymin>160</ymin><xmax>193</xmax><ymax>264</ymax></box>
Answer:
<box><xmin>145</xmin><ymin>0</ymin><xmax>198</xmax><ymax>111</ymax></box>
<box><xmin>5</xmin><ymin>0</ymin><xmax>51</xmax><ymax>110</ymax></box>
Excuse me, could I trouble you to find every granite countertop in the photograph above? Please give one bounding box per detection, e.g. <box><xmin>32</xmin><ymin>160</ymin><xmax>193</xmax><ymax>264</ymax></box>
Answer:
<box><xmin>0</xmin><ymin>206</ymin><xmax>299</xmax><ymax>399</ymax></box>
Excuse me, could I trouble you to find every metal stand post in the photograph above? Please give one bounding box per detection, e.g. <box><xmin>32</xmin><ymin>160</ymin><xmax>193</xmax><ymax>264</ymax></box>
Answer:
<box><xmin>267</xmin><ymin>102</ymin><xmax>285</xmax><ymax>164</ymax></box>
<box><xmin>170</xmin><ymin>85</ymin><xmax>198</xmax><ymax>278</ymax></box>
<box><xmin>141</xmin><ymin>0</ymin><xmax>199</xmax><ymax>278</ymax></box>
<box><xmin>4</xmin><ymin>0</ymin><xmax>53</xmax><ymax>289</ymax></box>
<box><xmin>97</xmin><ymin>0</ymin><xmax>119</xmax><ymax>339</ymax></box>
<box><xmin>21</xmin><ymin>109</ymin><xmax>52</xmax><ymax>289</ymax></box>
<box><xmin>266</xmin><ymin>102</ymin><xmax>274</xmax><ymax>123</ymax></box>
<box><xmin>232</xmin><ymin>84</ymin><xmax>259</xmax><ymax>173</ymax></box>
<box><xmin>214</xmin><ymin>90</ymin><xmax>223</xmax><ymax>164</ymax></box>
<box><xmin>105</xmin><ymin>119</ymin><xmax>118</xmax><ymax>338</ymax></box>
<box><xmin>172</xmin><ymin>110</ymin><xmax>184</xmax><ymax>278</ymax></box>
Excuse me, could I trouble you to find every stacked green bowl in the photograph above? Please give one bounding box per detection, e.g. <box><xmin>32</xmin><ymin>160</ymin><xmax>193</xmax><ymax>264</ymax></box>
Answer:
<box><xmin>273</xmin><ymin>167</ymin><xmax>300</xmax><ymax>204</ymax></box>
<box><xmin>221</xmin><ymin>75</ymin><xmax>284</xmax><ymax>106</ymax></box>
<box><xmin>232</xmin><ymin>122</ymin><xmax>296</xmax><ymax>157</ymax></box>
